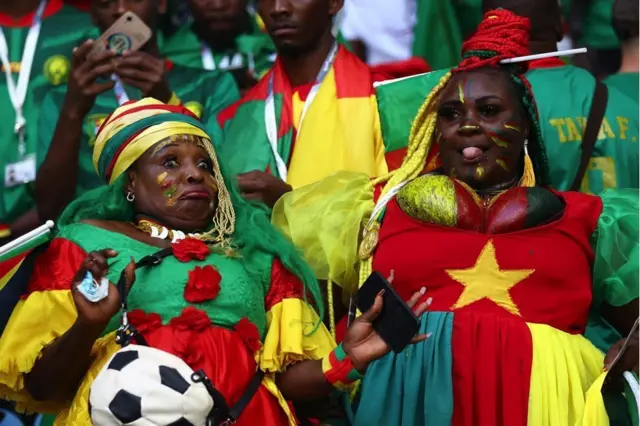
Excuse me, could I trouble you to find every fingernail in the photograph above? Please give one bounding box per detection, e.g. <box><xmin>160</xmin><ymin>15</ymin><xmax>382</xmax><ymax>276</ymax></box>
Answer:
<box><xmin>426</xmin><ymin>297</ymin><xmax>433</xmax><ymax>306</ymax></box>
<box><xmin>426</xmin><ymin>332</ymin><xmax>433</xmax><ymax>338</ymax></box>
<box><xmin>420</xmin><ymin>287</ymin><xmax>427</xmax><ymax>295</ymax></box>
<box><xmin>378</xmin><ymin>289</ymin><xmax>385</xmax><ymax>297</ymax></box>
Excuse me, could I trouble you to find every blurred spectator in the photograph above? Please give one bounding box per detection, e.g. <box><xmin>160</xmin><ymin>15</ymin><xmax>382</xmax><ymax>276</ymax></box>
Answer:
<box><xmin>161</xmin><ymin>0</ymin><xmax>276</xmax><ymax>91</ymax></box>
<box><xmin>342</xmin><ymin>0</ymin><xmax>482</xmax><ymax>70</ymax></box>
<box><xmin>0</xmin><ymin>0</ymin><xmax>91</xmax><ymax>243</ymax></box>
<box><xmin>484</xmin><ymin>0</ymin><xmax>638</xmax><ymax>196</ymax></box>
<box><xmin>562</xmin><ymin>0</ymin><xmax>622</xmax><ymax>77</ymax></box>
<box><xmin>35</xmin><ymin>0</ymin><xmax>239</xmax><ymax>222</ymax></box>
<box><xmin>604</xmin><ymin>0</ymin><xmax>638</xmax><ymax>103</ymax></box>
<box><xmin>340</xmin><ymin>0</ymin><xmax>415</xmax><ymax>65</ymax></box>
<box><xmin>217</xmin><ymin>0</ymin><xmax>388</xmax><ymax>209</ymax></box>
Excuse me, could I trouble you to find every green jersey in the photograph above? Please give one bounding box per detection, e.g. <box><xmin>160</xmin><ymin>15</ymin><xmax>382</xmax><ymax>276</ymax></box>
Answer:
<box><xmin>605</xmin><ymin>72</ymin><xmax>639</xmax><ymax>104</ymax></box>
<box><xmin>528</xmin><ymin>65</ymin><xmax>639</xmax><ymax>194</ymax></box>
<box><xmin>37</xmin><ymin>63</ymin><xmax>240</xmax><ymax>197</ymax></box>
<box><xmin>161</xmin><ymin>21</ymin><xmax>276</xmax><ymax>80</ymax></box>
<box><xmin>0</xmin><ymin>0</ymin><xmax>91</xmax><ymax>223</ymax></box>
<box><xmin>560</xmin><ymin>0</ymin><xmax>620</xmax><ymax>49</ymax></box>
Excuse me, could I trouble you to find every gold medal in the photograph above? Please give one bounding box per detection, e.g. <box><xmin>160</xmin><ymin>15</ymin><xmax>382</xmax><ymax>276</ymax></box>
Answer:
<box><xmin>359</xmin><ymin>222</ymin><xmax>380</xmax><ymax>260</ymax></box>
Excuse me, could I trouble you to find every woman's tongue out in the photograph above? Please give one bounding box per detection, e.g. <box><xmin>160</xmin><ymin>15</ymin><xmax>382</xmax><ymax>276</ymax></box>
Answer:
<box><xmin>462</xmin><ymin>146</ymin><xmax>485</xmax><ymax>163</ymax></box>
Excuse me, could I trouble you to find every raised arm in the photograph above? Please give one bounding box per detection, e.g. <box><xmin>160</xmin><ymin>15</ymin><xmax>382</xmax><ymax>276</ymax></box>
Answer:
<box><xmin>35</xmin><ymin>41</ymin><xmax>116</xmax><ymax>220</ymax></box>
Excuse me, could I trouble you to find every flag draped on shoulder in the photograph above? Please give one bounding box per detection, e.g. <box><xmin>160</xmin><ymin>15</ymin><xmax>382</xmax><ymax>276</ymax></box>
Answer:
<box><xmin>0</xmin><ymin>222</ymin><xmax>54</xmax><ymax>334</ymax></box>
<box><xmin>218</xmin><ymin>45</ymin><xmax>388</xmax><ymax>189</ymax></box>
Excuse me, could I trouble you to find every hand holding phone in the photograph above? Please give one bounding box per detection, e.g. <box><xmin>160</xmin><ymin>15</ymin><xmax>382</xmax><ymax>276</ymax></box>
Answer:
<box><xmin>65</xmin><ymin>40</ymin><xmax>118</xmax><ymax>118</ymax></box>
<box><xmin>341</xmin><ymin>272</ymin><xmax>431</xmax><ymax>372</ymax></box>
<box><xmin>89</xmin><ymin>12</ymin><xmax>152</xmax><ymax>59</ymax></box>
<box><xmin>115</xmin><ymin>51</ymin><xmax>172</xmax><ymax>102</ymax></box>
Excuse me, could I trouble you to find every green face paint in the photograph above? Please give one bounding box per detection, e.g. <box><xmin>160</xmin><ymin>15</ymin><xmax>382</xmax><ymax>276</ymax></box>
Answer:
<box><xmin>157</xmin><ymin>172</ymin><xmax>178</xmax><ymax>206</ymax></box>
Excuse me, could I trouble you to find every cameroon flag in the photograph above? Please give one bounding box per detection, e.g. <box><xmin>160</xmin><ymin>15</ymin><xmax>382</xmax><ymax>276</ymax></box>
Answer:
<box><xmin>0</xmin><ymin>223</ymin><xmax>53</xmax><ymax>335</ymax></box>
<box><xmin>374</xmin><ymin>68</ymin><xmax>449</xmax><ymax>171</ymax></box>
<box><xmin>217</xmin><ymin>45</ymin><xmax>388</xmax><ymax>189</ymax></box>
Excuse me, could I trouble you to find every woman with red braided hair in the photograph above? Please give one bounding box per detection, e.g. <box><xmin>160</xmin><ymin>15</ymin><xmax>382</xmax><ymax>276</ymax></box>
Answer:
<box><xmin>273</xmin><ymin>9</ymin><xmax>639</xmax><ymax>426</ymax></box>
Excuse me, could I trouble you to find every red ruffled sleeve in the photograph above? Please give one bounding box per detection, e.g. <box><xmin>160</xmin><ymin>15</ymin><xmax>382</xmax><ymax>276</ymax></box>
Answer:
<box><xmin>24</xmin><ymin>238</ymin><xmax>87</xmax><ymax>296</ymax></box>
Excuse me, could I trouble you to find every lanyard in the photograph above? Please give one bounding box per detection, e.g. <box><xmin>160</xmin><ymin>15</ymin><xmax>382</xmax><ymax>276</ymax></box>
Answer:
<box><xmin>111</xmin><ymin>74</ymin><xmax>130</xmax><ymax>105</ymax></box>
<box><xmin>0</xmin><ymin>0</ymin><xmax>47</xmax><ymax>158</ymax></box>
<box><xmin>264</xmin><ymin>42</ymin><xmax>338</xmax><ymax>181</ymax></box>
<box><xmin>201</xmin><ymin>44</ymin><xmax>216</xmax><ymax>71</ymax></box>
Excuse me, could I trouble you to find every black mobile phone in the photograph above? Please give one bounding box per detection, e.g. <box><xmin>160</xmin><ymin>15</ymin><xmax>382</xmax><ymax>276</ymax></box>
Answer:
<box><xmin>354</xmin><ymin>271</ymin><xmax>420</xmax><ymax>353</ymax></box>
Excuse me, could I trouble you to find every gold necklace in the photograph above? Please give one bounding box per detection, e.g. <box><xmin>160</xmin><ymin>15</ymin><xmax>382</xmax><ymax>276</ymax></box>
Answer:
<box><xmin>135</xmin><ymin>219</ymin><xmax>201</xmax><ymax>243</ymax></box>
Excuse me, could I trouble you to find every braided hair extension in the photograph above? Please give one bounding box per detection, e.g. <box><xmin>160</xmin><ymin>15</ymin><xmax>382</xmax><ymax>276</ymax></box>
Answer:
<box><xmin>374</xmin><ymin>8</ymin><xmax>550</xmax><ymax>201</ymax></box>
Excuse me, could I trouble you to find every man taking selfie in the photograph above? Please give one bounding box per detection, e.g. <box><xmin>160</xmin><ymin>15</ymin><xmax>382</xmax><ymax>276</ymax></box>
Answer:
<box><xmin>35</xmin><ymin>0</ymin><xmax>240</xmax><ymax>222</ymax></box>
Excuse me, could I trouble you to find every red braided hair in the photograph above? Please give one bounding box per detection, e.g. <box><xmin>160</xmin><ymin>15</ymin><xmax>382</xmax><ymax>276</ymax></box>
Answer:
<box><xmin>452</xmin><ymin>8</ymin><xmax>550</xmax><ymax>185</ymax></box>
<box><xmin>455</xmin><ymin>9</ymin><xmax>531</xmax><ymax>73</ymax></box>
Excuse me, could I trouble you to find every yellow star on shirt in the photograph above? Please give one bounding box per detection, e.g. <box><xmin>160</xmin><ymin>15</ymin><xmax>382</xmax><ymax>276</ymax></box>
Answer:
<box><xmin>446</xmin><ymin>240</ymin><xmax>534</xmax><ymax>316</ymax></box>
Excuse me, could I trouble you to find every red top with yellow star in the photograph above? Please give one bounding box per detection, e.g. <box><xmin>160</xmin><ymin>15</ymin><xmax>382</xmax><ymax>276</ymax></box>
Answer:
<box><xmin>372</xmin><ymin>175</ymin><xmax>602</xmax><ymax>335</ymax></box>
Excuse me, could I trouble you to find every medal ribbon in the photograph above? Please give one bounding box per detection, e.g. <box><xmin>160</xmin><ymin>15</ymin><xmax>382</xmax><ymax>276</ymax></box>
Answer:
<box><xmin>0</xmin><ymin>0</ymin><xmax>47</xmax><ymax>157</ymax></box>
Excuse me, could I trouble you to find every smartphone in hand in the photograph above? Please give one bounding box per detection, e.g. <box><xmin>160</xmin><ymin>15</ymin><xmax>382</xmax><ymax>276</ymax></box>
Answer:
<box><xmin>89</xmin><ymin>11</ymin><xmax>152</xmax><ymax>59</ymax></box>
<box><xmin>355</xmin><ymin>271</ymin><xmax>420</xmax><ymax>353</ymax></box>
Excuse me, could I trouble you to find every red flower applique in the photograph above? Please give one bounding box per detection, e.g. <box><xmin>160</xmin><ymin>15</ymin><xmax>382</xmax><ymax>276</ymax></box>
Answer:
<box><xmin>184</xmin><ymin>265</ymin><xmax>222</xmax><ymax>303</ymax></box>
<box><xmin>169</xmin><ymin>307</ymin><xmax>212</xmax><ymax>332</ymax></box>
<box><xmin>172</xmin><ymin>238</ymin><xmax>210</xmax><ymax>262</ymax></box>
<box><xmin>234</xmin><ymin>317</ymin><xmax>262</xmax><ymax>353</ymax></box>
<box><xmin>127</xmin><ymin>309</ymin><xmax>163</xmax><ymax>334</ymax></box>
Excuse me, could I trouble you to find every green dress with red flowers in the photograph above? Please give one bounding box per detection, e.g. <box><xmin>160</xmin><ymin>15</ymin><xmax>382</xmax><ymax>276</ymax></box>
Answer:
<box><xmin>0</xmin><ymin>222</ymin><xmax>335</xmax><ymax>425</ymax></box>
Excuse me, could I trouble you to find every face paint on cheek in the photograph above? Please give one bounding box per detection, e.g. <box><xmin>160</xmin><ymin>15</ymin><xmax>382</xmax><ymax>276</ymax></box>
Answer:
<box><xmin>503</xmin><ymin>122</ymin><xmax>521</xmax><ymax>133</ymax></box>
<box><xmin>496</xmin><ymin>157</ymin><xmax>509</xmax><ymax>171</ymax></box>
<box><xmin>156</xmin><ymin>172</ymin><xmax>168</xmax><ymax>185</ymax></box>
<box><xmin>157</xmin><ymin>172</ymin><xmax>178</xmax><ymax>206</ymax></box>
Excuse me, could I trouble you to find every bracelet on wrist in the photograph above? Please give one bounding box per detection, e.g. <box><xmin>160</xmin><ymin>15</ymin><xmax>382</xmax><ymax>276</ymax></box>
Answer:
<box><xmin>322</xmin><ymin>343</ymin><xmax>363</xmax><ymax>391</ymax></box>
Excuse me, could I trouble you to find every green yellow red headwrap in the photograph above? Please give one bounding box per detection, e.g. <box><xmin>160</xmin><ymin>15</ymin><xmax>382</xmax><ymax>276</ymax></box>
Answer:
<box><xmin>92</xmin><ymin>98</ymin><xmax>236</xmax><ymax>245</ymax></box>
<box><xmin>93</xmin><ymin>98</ymin><xmax>211</xmax><ymax>185</ymax></box>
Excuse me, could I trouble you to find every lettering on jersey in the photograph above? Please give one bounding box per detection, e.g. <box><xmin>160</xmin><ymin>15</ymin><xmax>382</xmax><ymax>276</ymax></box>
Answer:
<box><xmin>0</xmin><ymin>62</ymin><xmax>20</xmax><ymax>73</ymax></box>
<box><xmin>86</xmin><ymin>113</ymin><xmax>109</xmax><ymax>146</ymax></box>
<box><xmin>44</xmin><ymin>55</ymin><xmax>71</xmax><ymax>86</ymax></box>
<box><xmin>548</xmin><ymin>116</ymin><xmax>637</xmax><ymax>142</ymax></box>
<box><xmin>185</xmin><ymin>101</ymin><xmax>203</xmax><ymax>119</ymax></box>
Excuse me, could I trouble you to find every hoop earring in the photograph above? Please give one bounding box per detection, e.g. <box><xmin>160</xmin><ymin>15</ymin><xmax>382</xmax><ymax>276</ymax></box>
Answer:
<box><xmin>521</xmin><ymin>139</ymin><xmax>536</xmax><ymax>187</ymax></box>
<box><xmin>126</xmin><ymin>191</ymin><xmax>135</xmax><ymax>202</ymax></box>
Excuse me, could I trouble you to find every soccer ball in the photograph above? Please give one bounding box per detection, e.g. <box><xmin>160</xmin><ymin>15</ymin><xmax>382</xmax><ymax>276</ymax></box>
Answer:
<box><xmin>89</xmin><ymin>345</ymin><xmax>214</xmax><ymax>426</ymax></box>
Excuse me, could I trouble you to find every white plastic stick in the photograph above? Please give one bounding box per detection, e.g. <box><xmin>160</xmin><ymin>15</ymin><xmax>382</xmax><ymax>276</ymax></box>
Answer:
<box><xmin>500</xmin><ymin>48</ymin><xmax>587</xmax><ymax>64</ymax></box>
<box><xmin>0</xmin><ymin>220</ymin><xmax>54</xmax><ymax>258</ymax></box>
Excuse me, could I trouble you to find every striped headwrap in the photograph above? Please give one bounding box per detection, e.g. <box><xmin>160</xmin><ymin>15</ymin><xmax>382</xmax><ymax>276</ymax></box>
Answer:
<box><xmin>93</xmin><ymin>98</ymin><xmax>236</xmax><ymax>244</ymax></box>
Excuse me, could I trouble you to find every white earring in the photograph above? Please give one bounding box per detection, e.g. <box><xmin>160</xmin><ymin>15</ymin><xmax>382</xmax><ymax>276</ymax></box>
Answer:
<box><xmin>523</xmin><ymin>138</ymin><xmax>530</xmax><ymax>156</ymax></box>
<box><xmin>126</xmin><ymin>191</ymin><xmax>135</xmax><ymax>202</ymax></box>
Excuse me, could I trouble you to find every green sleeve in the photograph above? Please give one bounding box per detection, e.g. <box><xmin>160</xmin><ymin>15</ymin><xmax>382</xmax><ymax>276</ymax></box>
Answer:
<box><xmin>36</xmin><ymin>89</ymin><xmax>63</xmax><ymax>169</ymax></box>
<box><xmin>202</xmin><ymin>71</ymin><xmax>240</xmax><ymax>147</ymax></box>
<box><xmin>591</xmin><ymin>188</ymin><xmax>639</xmax><ymax>308</ymax></box>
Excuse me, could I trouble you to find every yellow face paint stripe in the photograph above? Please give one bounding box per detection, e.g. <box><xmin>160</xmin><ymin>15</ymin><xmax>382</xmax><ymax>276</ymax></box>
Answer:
<box><xmin>458</xmin><ymin>83</ymin><xmax>465</xmax><ymax>104</ymax></box>
<box><xmin>492</xmin><ymin>137</ymin><xmax>509</xmax><ymax>149</ymax></box>
<box><xmin>503</xmin><ymin>122</ymin><xmax>521</xmax><ymax>132</ymax></box>
<box><xmin>496</xmin><ymin>158</ymin><xmax>509</xmax><ymax>171</ymax></box>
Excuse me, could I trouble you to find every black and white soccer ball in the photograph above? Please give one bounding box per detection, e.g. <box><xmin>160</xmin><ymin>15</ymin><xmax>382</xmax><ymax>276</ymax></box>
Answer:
<box><xmin>89</xmin><ymin>345</ymin><xmax>214</xmax><ymax>426</ymax></box>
